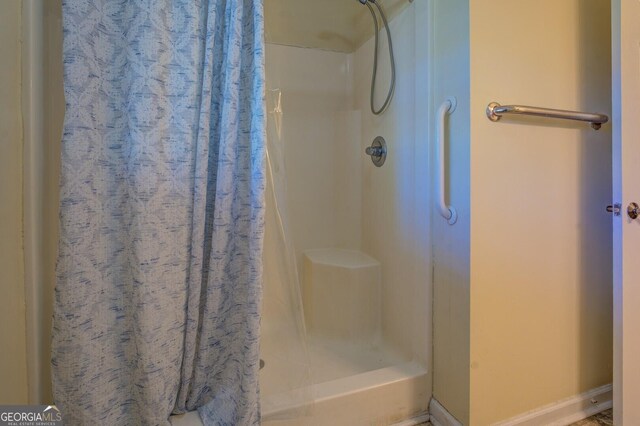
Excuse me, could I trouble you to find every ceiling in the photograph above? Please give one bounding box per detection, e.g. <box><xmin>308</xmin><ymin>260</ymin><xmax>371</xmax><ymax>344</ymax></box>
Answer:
<box><xmin>264</xmin><ymin>0</ymin><xmax>411</xmax><ymax>53</ymax></box>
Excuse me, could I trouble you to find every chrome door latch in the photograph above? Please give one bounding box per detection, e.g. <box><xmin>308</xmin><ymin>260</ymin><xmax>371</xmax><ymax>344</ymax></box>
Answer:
<box><xmin>607</xmin><ymin>204</ymin><xmax>621</xmax><ymax>216</ymax></box>
<box><xmin>607</xmin><ymin>203</ymin><xmax>640</xmax><ymax>219</ymax></box>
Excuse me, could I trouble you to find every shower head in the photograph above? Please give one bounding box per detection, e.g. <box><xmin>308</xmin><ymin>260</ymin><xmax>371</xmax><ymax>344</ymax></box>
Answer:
<box><xmin>357</xmin><ymin>0</ymin><xmax>367</xmax><ymax>4</ymax></box>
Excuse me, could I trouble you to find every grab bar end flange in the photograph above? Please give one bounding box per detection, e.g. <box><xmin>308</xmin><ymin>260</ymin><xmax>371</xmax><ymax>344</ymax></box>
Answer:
<box><xmin>447</xmin><ymin>207</ymin><xmax>458</xmax><ymax>225</ymax></box>
<box><xmin>486</xmin><ymin>102</ymin><xmax>501</xmax><ymax>122</ymax></box>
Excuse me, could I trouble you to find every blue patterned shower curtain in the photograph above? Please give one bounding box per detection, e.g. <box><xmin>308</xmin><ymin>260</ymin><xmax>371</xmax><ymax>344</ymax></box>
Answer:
<box><xmin>52</xmin><ymin>0</ymin><xmax>265</xmax><ymax>424</ymax></box>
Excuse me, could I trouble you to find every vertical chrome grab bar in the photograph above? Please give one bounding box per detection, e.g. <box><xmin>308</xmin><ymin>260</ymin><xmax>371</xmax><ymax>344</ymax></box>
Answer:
<box><xmin>436</xmin><ymin>97</ymin><xmax>457</xmax><ymax>225</ymax></box>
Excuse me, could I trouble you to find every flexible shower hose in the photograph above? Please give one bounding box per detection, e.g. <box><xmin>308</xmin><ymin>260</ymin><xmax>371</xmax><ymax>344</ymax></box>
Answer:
<box><xmin>364</xmin><ymin>0</ymin><xmax>396</xmax><ymax>115</ymax></box>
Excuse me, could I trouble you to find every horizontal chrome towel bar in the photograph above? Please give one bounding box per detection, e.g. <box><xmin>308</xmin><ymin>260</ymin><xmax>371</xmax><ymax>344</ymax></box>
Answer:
<box><xmin>486</xmin><ymin>102</ymin><xmax>609</xmax><ymax>130</ymax></box>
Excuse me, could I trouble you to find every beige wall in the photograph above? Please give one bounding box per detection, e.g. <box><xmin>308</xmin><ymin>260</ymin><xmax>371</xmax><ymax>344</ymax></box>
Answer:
<box><xmin>469</xmin><ymin>1</ymin><xmax>612</xmax><ymax>424</ymax></box>
<box><xmin>0</xmin><ymin>0</ymin><xmax>29</xmax><ymax>404</ymax></box>
<box><xmin>431</xmin><ymin>1</ymin><xmax>613</xmax><ymax>423</ymax></box>
<box><xmin>431</xmin><ymin>0</ymin><xmax>471</xmax><ymax>423</ymax></box>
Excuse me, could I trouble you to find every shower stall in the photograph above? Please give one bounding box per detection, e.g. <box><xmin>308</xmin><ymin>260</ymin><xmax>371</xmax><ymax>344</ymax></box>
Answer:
<box><xmin>25</xmin><ymin>0</ymin><xmax>435</xmax><ymax>424</ymax></box>
<box><xmin>258</xmin><ymin>0</ymin><xmax>433</xmax><ymax>423</ymax></box>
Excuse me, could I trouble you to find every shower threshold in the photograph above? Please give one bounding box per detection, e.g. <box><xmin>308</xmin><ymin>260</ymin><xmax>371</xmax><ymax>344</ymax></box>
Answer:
<box><xmin>261</xmin><ymin>335</ymin><xmax>429</xmax><ymax>425</ymax></box>
<box><xmin>262</xmin><ymin>360</ymin><xmax>428</xmax><ymax>425</ymax></box>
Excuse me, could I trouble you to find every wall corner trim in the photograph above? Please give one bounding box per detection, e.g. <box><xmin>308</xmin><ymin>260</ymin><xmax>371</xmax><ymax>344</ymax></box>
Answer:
<box><xmin>493</xmin><ymin>384</ymin><xmax>612</xmax><ymax>426</ymax></box>
<box><xmin>21</xmin><ymin>0</ymin><xmax>45</xmax><ymax>404</ymax></box>
<box><xmin>429</xmin><ymin>398</ymin><xmax>463</xmax><ymax>426</ymax></box>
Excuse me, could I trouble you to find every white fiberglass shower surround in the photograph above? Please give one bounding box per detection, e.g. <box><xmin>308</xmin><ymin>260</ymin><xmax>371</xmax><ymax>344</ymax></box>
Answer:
<box><xmin>259</xmin><ymin>0</ymin><xmax>433</xmax><ymax>423</ymax></box>
<box><xmin>23</xmin><ymin>0</ymin><xmax>434</xmax><ymax>424</ymax></box>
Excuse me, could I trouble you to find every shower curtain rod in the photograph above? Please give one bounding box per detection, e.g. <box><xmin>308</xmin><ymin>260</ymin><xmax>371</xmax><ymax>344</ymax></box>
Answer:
<box><xmin>486</xmin><ymin>102</ymin><xmax>609</xmax><ymax>130</ymax></box>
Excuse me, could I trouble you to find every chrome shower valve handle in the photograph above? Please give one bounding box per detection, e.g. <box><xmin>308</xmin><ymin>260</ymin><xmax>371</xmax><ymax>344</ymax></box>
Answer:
<box><xmin>365</xmin><ymin>136</ymin><xmax>387</xmax><ymax>167</ymax></box>
<box><xmin>365</xmin><ymin>146</ymin><xmax>384</xmax><ymax>157</ymax></box>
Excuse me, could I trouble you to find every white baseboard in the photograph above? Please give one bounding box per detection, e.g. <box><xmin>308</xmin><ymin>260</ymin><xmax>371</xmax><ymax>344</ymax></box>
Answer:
<box><xmin>392</xmin><ymin>413</ymin><xmax>431</xmax><ymax>426</ymax></box>
<box><xmin>429</xmin><ymin>384</ymin><xmax>611</xmax><ymax>426</ymax></box>
<box><xmin>494</xmin><ymin>384</ymin><xmax>612</xmax><ymax>426</ymax></box>
<box><xmin>429</xmin><ymin>398</ymin><xmax>463</xmax><ymax>426</ymax></box>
